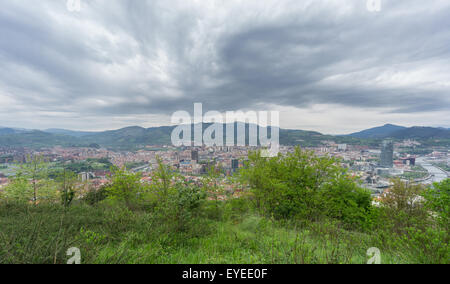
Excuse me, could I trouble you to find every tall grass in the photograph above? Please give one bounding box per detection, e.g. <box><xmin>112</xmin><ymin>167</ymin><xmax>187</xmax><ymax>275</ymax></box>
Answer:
<box><xmin>0</xmin><ymin>201</ymin><xmax>439</xmax><ymax>264</ymax></box>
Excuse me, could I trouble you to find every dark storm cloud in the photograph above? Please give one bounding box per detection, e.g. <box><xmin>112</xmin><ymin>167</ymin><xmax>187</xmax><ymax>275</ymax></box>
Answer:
<box><xmin>0</xmin><ymin>0</ymin><xmax>449</xmax><ymax>130</ymax></box>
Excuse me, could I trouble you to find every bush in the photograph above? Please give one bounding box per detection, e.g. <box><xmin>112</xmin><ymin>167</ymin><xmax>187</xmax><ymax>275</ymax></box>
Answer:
<box><xmin>222</xmin><ymin>197</ymin><xmax>252</xmax><ymax>222</ymax></box>
<box><xmin>104</xmin><ymin>166</ymin><xmax>146</xmax><ymax>209</ymax></box>
<box><xmin>423</xmin><ymin>179</ymin><xmax>449</xmax><ymax>227</ymax></box>
<box><xmin>378</xmin><ymin>179</ymin><xmax>429</xmax><ymax>234</ymax></box>
<box><xmin>239</xmin><ymin>147</ymin><xmax>374</xmax><ymax>230</ymax></box>
<box><xmin>318</xmin><ymin>174</ymin><xmax>374</xmax><ymax>230</ymax></box>
<box><xmin>155</xmin><ymin>181</ymin><xmax>207</xmax><ymax>233</ymax></box>
<box><xmin>374</xmin><ymin>179</ymin><xmax>449</xmax><ymax>263</ymax></box>
<box><xmin>82</xmin><ymin>185</ymin><xmax>109</xmax><ymax>206</ymax></box>
<box><xmin>2</xmin><ymin>176</ymin><xmax>60</xmax><ymax>204</ymax></box>
<box><xmin>149</xmin><ymin>158</ymin><xmax>207</xmax><ymax>234</ymax></box>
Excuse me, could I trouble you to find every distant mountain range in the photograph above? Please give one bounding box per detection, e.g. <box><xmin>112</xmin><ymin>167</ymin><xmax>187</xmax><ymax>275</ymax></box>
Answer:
<box><xmin>0</xmin><ymin>127</ymin><xmax>31</xmax><ymax>136</ymax></box>
<box><xmin>0</xmin><ymin>123</ymin><xmax>449</xmax><ymax>149</ymax></box>
<box><xmin>0</xmin><ymin>128</ymin><xmax>18</xmax><ymax>136</ymax></box>
<box><xmin>348</xmin><ymin>124</ymin><xmax>407</xmax><ymax>138</ymax></box>
<box><xmin>348</xmin><ymin>124</ymin><xmax>450</xmax><ymax>139</ymax></box>
<box><xmin>44</xmin><ymin>129</ymin><xmax>95</xmax><ymax>137</ymax></box>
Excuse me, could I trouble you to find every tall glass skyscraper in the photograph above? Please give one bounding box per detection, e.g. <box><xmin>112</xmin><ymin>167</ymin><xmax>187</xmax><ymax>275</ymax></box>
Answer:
<box><xmin>380</xmin><ymin>140</ymin><xmax>394</xmax><ymax>168</ymax></box>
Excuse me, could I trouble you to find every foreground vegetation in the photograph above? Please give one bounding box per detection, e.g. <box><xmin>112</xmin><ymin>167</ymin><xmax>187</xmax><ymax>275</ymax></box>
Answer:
<box><xmin>0</xmin><ymin>148</ymin><xmax>448</xmax><ymax>264</ymax></box>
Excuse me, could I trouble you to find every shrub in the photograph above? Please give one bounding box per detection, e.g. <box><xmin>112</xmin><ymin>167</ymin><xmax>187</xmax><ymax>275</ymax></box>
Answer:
<box><xmin>239</xmin><ymin>147</ymin><xmax>374</xmax><ymax>230</ymax></box>
<box><xmin>423</xmin><ymin>179</ymin><xmax>449</xmax><ymax>227</ymax></box>
<box><xmin>318</xmin><ymin>174</ymin><xmax>373</xmax><ymax>230</ymax></box>
<box><xmin>379</xmin><ymin>179</ymin><xmax>429</xmax><ymax>233</ymax></box>
<box><xmin>375</xmin><ymin>179</ymin><xmax>449</xmax><ymax>263</ymax></box>
<box><xmin>223</xmin><ymin>196</ymin><xmax>252</xmax><ymax>222</ymax></box>
<box><xmin>104</xmin><ymin>166</ymin><xmax>146</xmax><ymax>209</ymax></box>
<box><xmin>2</xmin><ymin>176</ymin><xmax>60</xmax><ymax>204</ymax></box>
<box><xmin>150</xmin><ymin>158</ymin><xmax>207</xmax><ymax>233</ymax></box>
<box><xmin>82</xmin><ymin>185</ymin><xmax>109</xmax><ymax>206</ymax></box>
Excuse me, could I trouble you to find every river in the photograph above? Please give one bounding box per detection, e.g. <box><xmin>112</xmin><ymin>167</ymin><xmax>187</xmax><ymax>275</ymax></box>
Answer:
<box><xmin>415</xmin><ymin>157</ymin><xmax>448</xmax><ymax>185</ymax></box>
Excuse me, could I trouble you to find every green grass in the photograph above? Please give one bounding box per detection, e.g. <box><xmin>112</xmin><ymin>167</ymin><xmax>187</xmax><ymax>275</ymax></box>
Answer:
<box><xmin>400</xmin><ymin>171</ymin><xmax>429</xmax><ymax>180</ymax></box>
<box><xmin>0</xmin><ymin>202</ymin><xmax>431</xmax><ymax>264</ymax></box>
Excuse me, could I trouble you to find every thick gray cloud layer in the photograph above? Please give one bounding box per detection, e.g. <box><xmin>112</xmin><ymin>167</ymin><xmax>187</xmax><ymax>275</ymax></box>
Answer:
<box><xmin>0</xmin><ymin>0</ymin><xmax>449</xmax><ymax>133</ymax></box>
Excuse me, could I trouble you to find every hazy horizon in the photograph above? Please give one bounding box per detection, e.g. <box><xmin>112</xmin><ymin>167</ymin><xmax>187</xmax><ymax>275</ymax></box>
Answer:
<box><xmin>1</xmin><ymin>122</ymin><xmax>449</xmax><ymax>137</ymax></box>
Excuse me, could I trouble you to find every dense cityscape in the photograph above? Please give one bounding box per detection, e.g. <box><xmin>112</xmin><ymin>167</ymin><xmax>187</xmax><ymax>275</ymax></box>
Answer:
<box><xmin>1</xmin><ymin>137</ymin><xmax>448</xmax><ymax>201</ymax></box>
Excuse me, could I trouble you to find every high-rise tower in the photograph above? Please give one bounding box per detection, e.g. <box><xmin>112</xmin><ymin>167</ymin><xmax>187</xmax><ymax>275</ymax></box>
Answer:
<box><xmin>380</xmin><ymin>140</ymin><xmax>394</xmax><ymax>168</ymax></box>
<box><xmin>191</xmin><ymin>150</ymin><xmax>199</xmax><ymax>162</ymax></box>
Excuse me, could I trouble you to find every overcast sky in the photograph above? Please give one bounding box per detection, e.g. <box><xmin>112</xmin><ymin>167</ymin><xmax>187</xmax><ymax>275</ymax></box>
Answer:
<box><xmin>0</xmin><ymin>0</ymin><xmax>449</xmax><ymax>134</ymax></box>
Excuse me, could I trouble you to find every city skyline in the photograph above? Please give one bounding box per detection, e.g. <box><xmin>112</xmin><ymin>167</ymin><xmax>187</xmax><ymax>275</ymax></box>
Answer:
<box><xmin>0</xmin><ymin>0</ymin><xmax>449</xmax><ymax>134</ymax></box>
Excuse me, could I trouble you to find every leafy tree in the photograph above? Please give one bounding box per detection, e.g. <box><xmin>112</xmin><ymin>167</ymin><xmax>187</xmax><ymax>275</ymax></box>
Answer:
<box><xmin>2</xmin><ymin>155</ymin><xmax>60</xmax><ymax>204</ymax></box>
<box><xmin>105</xmin><ymin>166</ymin><xmax>145</xmax><ymax>208</ymax></box>
<box><xmin>319</xmin><ymin>174</ymin><xmax>373</xmax><ymax>230</ymax></box>
<box><xmin>82</xmin><ymin>185</ymin><xmax>108</xmax><ymax>206</ymax></box>
<box><xmin>381</xmin><ymin>179</ymin><xmax>427</xmax><ymax>221</ymax></box>
<box><xmin>56</xmin><ymin>168</ymin><xmax>77</xmax><ymax>208</ymax></box>
<box><xmin>22</xmin><ymin>155</ymin><xmax>48</xmax><ymax>205</ymax></box>
<box><xmin>2</xmin><ymin>175</ymin><xmax>33</xmax><ymax>203</ymax></box>
<box><xmin>423</xmin><ymin>179</ymin><xmax>449</xmax><ymax>227</ymax></box>
<box><xmin>240</xmin><ymin>147</ymin><xmax>373</xmax><ymax>229</ymax></box>
<box><xmin>152</xmin><ymin>157</ymin><xmax>172</xmax><ymax>200</ymax></box>
<box><xmin>149</xmin><ymin>157</ymin><xmax>206</xmax><ymax>232</ymax></box>
<box><xmin>378</xmin><ymin>179</ymin><xmax>448</xmax><ymax>263</ymax></box>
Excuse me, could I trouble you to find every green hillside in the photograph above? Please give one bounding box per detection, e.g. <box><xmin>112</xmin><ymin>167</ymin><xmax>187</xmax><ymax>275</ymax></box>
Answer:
<box><xmin>0</xmin><ymin>124</ymin><xmax>448</xmax><ymax>150</ymax></box>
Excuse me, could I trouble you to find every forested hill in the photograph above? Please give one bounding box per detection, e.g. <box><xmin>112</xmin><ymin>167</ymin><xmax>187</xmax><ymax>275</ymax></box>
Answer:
<box><xmin>0</xmin><ymin>124</ymin><xmax>448</xmax><ymax>149</ymax></box>
<box><xmin>349</xmin><ymin>124</ymin><xmax>450</xmax><ymax>139</ymax></box>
